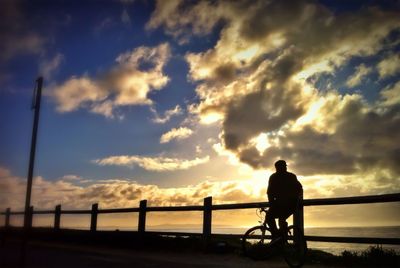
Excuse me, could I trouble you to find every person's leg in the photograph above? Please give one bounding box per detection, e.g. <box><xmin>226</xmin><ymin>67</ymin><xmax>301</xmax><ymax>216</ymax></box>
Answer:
<box><xmin>265</xmin><ymin>208</ymin><xmax>279</xmax><ymax>238</ymax></box>
<box><xmin>278</xmin><ymin>217</ymin><xmax>288</xmax><ymax>237</ymax></box>
<box><xmin>278</xmin><ymin>206</ymin><xmax>294</xmax><ymax>238</ymax></box>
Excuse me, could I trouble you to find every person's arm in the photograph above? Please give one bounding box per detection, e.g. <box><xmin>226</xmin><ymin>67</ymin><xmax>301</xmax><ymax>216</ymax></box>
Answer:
<box><xmin>294</xmin><ymin>175</ymin><xmax>303</xmax><ymax>196</ymax></box>
<box><xmin>293</xmin><ymin>175</ymin><xmax>303</xmax><ymax>204</ymax></box>
<box><xmin>267</xmin><ymin>175</ymin><xmax>276</xmax><ymax>203</ymax></box>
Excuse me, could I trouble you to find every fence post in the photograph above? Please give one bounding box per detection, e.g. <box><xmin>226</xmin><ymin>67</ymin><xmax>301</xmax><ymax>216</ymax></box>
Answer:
<box><xmin>27</xmin><ymin>206</ymin><xmax>34</xmax><ymax>229</ymax></box>
<box><xmin>293</xmin><ymin>191</ymin><xmax>304</xmax><ymax>237</ymax></box>
<box><xmin>5</xmin><ymin>208</ymin><xmax>10</xmax><ymax>228</ymax></box>
<box><xmin>54</xmin><ymin>204</ymin><xmax>61</xmax><ymax>230</ymax></box>
<box><xmin>90</xmin><ymin>203</ymin><xmax>98</xmax><ymax>232</ymax></box>
<box><xmin>138</xmin><ymin>200</ymin><xmax>147</xmax><ymax>234</ymax></box>
<box><xmin>202</xmin><ymin>196</ymin><xmax>212</xmax><ymax>244</ymax></box>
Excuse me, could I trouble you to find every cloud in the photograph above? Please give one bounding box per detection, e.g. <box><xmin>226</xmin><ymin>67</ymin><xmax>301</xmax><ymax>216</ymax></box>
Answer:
<box><xmin>146</xmin><ymin>0</ymin><xmax>224</xmax><ymax>43</ymax></box>
<box><xmin>51</xmin><ymin>75</ymin><xmax>108</xmax><ymax>113</ymax></box>
<box><xmin>222</xmin><ymin>79</ymin><xmax>310</xmax><ymax>150</ymax></box>
<box><xmin>120</xmin><ymin>0</ymin><xmax>134</xmax><ymax>26</ymax></box>
<box><xmin>160</xmin><ymin>127</ymin><xmax>193</xmax><ymax>143</ymax></box>
<box><xmin>94</xmin><ymin>17</ymin><xmax>115</xmax><ymax>35</ymax></box>
<box><xmin>93</xmin><ymin>154</ymin><xmax>209</xmax><ymax>171</ymax></box>
<box><xmin>0</xmin><ymin>33</ymin><xmax>45</xmax><ymax>63</ymax></box>
<box><xmin>233</xmin><ymin>92</ymin><xmax>400</xmax><ymax>176</ymax></box>
<box><xmin>39</xmin><ymin>53</ymin><xmax>64</xmax><ymax>79</ymax></box>
<box><xmin>0</xmin><ymin>1</ymin><xmax>45</xmax><ymax>62</ymax></box>
<box><xmin>179</xmin><ymin>1</ymin><xmax>400</xmax><ymax>125</ymax></box>
<box><xmin>380</xmin><ymin>81</ymin><xmax>400</xmax><ymax>107</ymax></box>
<box><xmin>0</xmin><ymin>167</ymin><xmax>82</xmax><ymax>211</ymax></box>
<box><xmin>146</xmin><ymin>1</ymin><xmax>184</xmax><ymax>34</ymax></box>
<box><xmin>378</xmin><ymin>53</ymin><xmax>400</xmax><ymax>79</ymax></box>
<box><xmin>50</xmin><ymin>43</ymin><xmax>171</xmax><ymax>118</ymax></box>
<box><xmin>90</xmin><ymin>100</ymin><xmax>116</xmax><ymax>118</ymax></box>
<box><xmin>151</xmin><ymin>105</ymin><xmax>182</xmax><ymax>124</ymax></box>
<box><xmin>345</xmin><ymin>64</ymin><xmax>372</xmax><ymax>88</ymax></box>
<box><xmin>1</xmin><ymin>166</ymin><xmax>399</xmax><ymax>227</ymax></box>
<box><xmin>0</xmin><ymin>166</ymin><xmax>260</xmax><ymax>210</ymax></box>
<box><xmin>59</xmin><ymin>175</ymin><xmax>84</xmax><ymax>181</ymax></box>
<box><xmin>149</xmin><ymin>0</ymin><xmax>400</xmax><ymax>177</ymax></box>
<box><xmin>121</xmin><ymin>9</ymin><xmax>131</xmax><ymax>25</ymax></box>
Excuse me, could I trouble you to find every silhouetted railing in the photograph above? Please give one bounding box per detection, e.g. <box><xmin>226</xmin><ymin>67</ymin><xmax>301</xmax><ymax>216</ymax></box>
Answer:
<box><xmin>2</xmin><ymin>193</ymin><xmax>400</xmax><ymax>245</ymax></box>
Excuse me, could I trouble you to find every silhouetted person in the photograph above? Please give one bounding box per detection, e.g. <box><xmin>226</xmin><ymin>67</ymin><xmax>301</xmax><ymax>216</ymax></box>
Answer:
<box><xmin>266</xmin><ymin>160</ymin><xmax>302</xmax><ymax>239</ymax></box>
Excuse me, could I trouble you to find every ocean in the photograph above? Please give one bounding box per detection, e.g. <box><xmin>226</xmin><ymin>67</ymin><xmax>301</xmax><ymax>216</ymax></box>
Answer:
<box><xmin>303</xmin><ymin>226</ymin><xmax>400</xmax><ymax>255</ymax></box>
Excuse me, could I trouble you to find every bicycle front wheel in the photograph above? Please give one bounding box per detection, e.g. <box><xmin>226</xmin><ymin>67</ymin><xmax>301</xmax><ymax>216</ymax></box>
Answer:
<box><xmin>242</xmin><ymin>226</ymin><xmax>273</xmax><ymax>260</ymax></box>
<box><xmin>283</xmin><ymin>225</ymin><xmax>307</xmax><ymax>268</ymax></box>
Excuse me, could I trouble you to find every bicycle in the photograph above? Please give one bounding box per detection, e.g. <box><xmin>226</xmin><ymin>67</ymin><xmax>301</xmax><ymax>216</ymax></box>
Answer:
<box><xmin>242</xmin><ymin>207</ymin><xmax>307</xmax><ymax>268</ymax></box>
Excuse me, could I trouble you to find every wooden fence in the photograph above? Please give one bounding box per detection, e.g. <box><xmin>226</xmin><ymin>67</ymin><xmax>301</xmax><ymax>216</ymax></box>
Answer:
<box><xmin>1</xmin><ymin>193</ymin><xmax>400</xmax><ymax>245</ymax></box>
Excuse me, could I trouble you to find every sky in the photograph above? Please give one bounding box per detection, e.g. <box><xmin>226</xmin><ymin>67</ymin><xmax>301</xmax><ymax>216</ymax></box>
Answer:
<box><xmin>0</xmin><ymin>0</ymin><xmax>400</xmax><ymax>229</ymax></box>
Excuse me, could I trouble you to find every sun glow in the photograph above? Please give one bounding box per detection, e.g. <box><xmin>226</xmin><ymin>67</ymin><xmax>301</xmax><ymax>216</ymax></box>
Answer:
<box><xmin>293</xmin><ymin>60</ymin><xmax>333</xmax><ymax>81</ymax></box>
<box><xmin>233</xmin><ymin>45</ymin><xmax>260</xmax><ymax>61</ymax></box>
<box><xmin>197</xmin><ymin>68</ymin><xmax>211</xmax><ymax>78</ymax></box>
<box><xmin>269</xmin><ymin>32</ymin><xmax>286</xmax><ymax>48</ymax></box>
<box><xmin>200</xmin><ymin>111</ymin><xmax>223</xmax><ymax>124</ymax></box>
<box><xmin>252</xmin><ymin>133</ymin><xmax>270</xmax><ymax>153</ymax></box>
<box><xmin>294</xmin><ymin>97</ymin><xmax>325</xmax><ymax>128</ymax></box>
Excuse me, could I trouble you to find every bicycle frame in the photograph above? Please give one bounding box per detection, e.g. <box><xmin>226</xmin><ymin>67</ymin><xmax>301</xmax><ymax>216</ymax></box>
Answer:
<box><xmin>259</xmin><ymin>207</ymin><xmax>289</xmax><ymax>238</ymax></box>
<box><xmin>243</xmin><ymin>208</ymin><xmax>307</xmax><ymax>267</ymax></box>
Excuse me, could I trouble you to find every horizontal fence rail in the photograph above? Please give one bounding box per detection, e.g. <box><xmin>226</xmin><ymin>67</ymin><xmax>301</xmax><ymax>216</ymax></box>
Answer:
<box><xmin>1</xmin><ymin>193</ymin><xmax>400</xmax><ymax>245</ymax></box>
<box><xmin>303</xmin><ymin>193</ymin><xmax>400</xmax><ymax>206</ymax></box>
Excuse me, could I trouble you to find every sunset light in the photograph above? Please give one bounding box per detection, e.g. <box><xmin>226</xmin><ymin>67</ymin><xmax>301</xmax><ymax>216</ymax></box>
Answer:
<box><xmin>0</xmin><ymin>2</ymin><xmax>399</xmax><ymax>265</ymax></box>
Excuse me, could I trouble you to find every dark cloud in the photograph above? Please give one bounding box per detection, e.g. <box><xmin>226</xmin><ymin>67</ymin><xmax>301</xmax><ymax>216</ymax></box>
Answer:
<box><xmin>238</xmin><ymin>100</ymin><xmax>400</xmax><ymax>176</ymax></box>
<box><xmin>223</xmin><ymin>82</ymin><xmax>307</xmax><ymax>150</ymax></box>
<box><xmin>213</xmin><ymin>63</ymin><xmax>237</xmax><ymax>82</ymax></box>
<box><xmin>0</xmin><ymin>1</ymin><xmax>45</xmax><ymax>63</ymax></box>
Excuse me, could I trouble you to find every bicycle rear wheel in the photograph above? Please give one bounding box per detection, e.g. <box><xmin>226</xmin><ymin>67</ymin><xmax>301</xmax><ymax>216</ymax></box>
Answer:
<box><xmin>283</xmin><ymin>225</ymin><xmax>307</xmax><ymax>268</ymax></box>
<box><xmin>242</xmin><ymin>226</ymin><xmax>273</xmax><ymax>260</ymax></box>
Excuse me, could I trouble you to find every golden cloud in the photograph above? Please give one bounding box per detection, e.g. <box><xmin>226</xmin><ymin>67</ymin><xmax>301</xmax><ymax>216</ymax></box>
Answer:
<box><xmin>51</xmin><ymin>76</ymin><xmax>107</xmax><ymax>112</ymax></box>
<box><xmin>151</xmin><ymin>105</ymin><xmax>182</xmax><ymax>124</ymax></box>
<box><xmin>380</xmin><ymin>81</ymin><xmax>400</xmax><ymax>107</ymax></box>
<box><xmin>93</xmin><ymin>154</ymin><xmax>210</xmax><ymax>171</ymax></box>
<box><xmin>0</xmin><ymin>166</ymin><xmax>262</xmax><ymax>211</ymax></box>
<box><xmin>378</xmin><ymin>52</ymin><xmax>400</xmax><ymax>79</ymax></box>
<box><xmin>50</xmin><ymin>43</ymin><xmax>171</xmax><ymax>118</ymax></box>
<box><xmin>160</xmin><ymin>127</ymin><xmax>193</xmax><ymax>143</ymax></box>
<box><xmin>345</xmin><ymin>64</ymin><xmax>373</xmax><ymax>88</ymax></box>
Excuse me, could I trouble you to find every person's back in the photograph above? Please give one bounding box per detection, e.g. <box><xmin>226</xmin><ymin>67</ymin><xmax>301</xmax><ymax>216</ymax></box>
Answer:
<box><xmin>268</xmin><ymin>170</ymin><xmax>301</xmax><ymax>205</ymax></box>
<box><xmin>266</xmin><ymin>160</ymin><xmax>302</xmax><ymax>238</ymax></box>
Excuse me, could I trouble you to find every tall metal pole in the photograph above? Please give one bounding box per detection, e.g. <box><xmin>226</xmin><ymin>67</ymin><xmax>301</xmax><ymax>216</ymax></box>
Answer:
<box><xmin>24</xmin><ymin>77</ymin><xmax>43</xmax><ymax>229</ymax></box>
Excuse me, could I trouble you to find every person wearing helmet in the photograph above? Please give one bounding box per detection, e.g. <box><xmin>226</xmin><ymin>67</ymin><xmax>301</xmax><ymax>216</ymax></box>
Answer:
<box><xmin>266</xmin><ymin>160</ymin><xmax>303</xmax><ymax>239</ymax></box>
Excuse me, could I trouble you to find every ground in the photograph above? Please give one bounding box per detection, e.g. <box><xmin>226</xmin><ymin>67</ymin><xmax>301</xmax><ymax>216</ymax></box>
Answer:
<box><xmin>1</xmin><ymin>239</ymin><xmax>341</xmax><ymax>268</ymax></box>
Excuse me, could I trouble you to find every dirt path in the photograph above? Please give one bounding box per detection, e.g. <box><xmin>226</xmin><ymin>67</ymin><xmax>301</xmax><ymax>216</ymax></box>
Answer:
<box><xmin>0</xmin><ymin>240</ymin><xmax>341</xmax><ymax>268</ymax></box>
